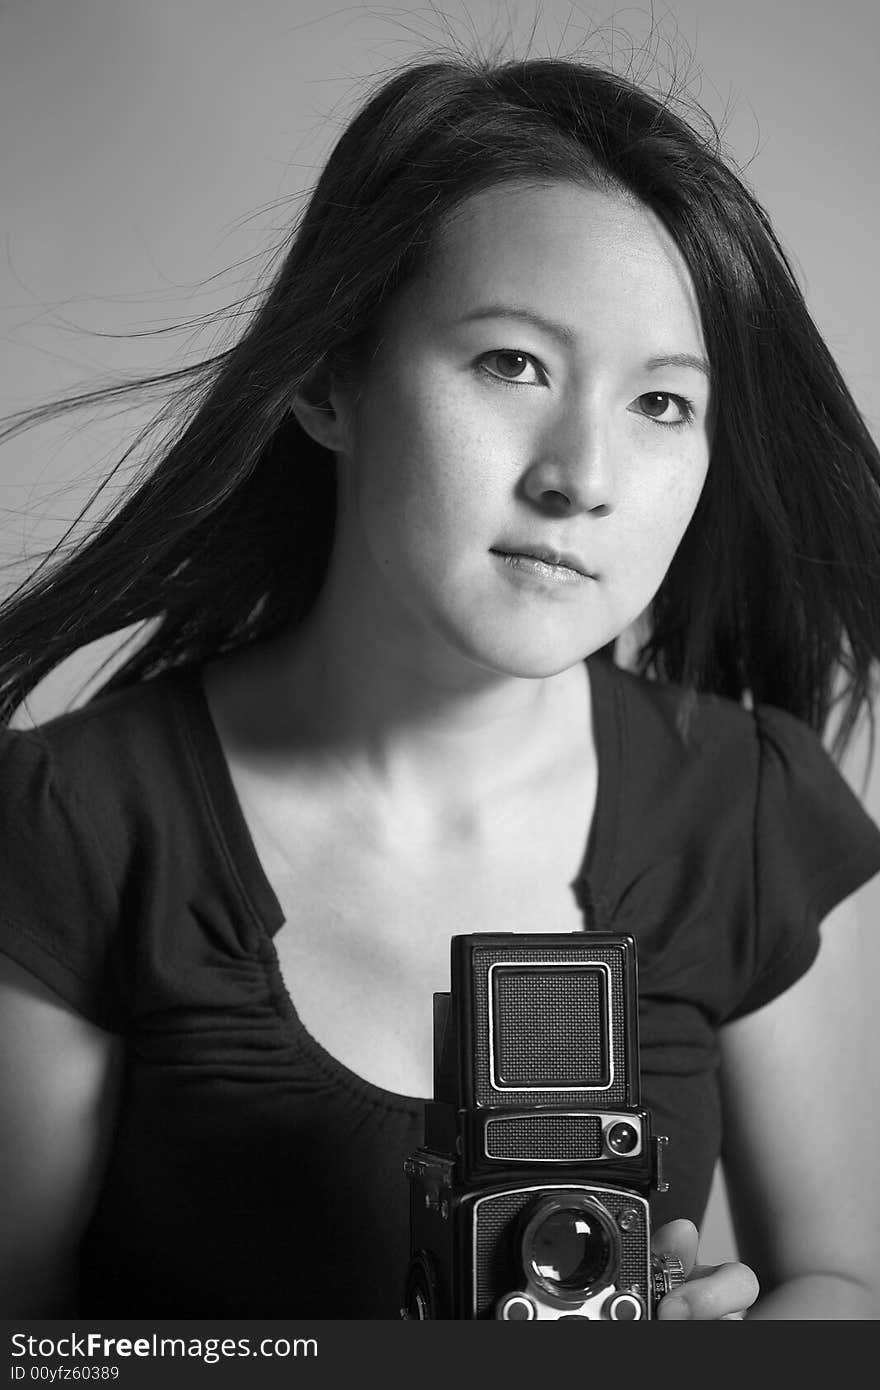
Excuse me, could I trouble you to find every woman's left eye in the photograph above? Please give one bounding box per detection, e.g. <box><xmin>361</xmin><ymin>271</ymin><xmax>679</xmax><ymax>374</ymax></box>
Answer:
<box><xmin>478</xmin><ymin>351</ymin><xmax>547</xmax><ymax>387</ymax></box>
<box><xmin>632</xmin><ymin>392</ymin><xmax>695</xmax><ymax>428</ymax></box>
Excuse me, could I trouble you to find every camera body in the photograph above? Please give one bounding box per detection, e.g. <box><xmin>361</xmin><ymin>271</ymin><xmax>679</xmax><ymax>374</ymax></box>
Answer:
<box><xmin>402</xmin><ymin>933</ymin><xmax>669</xmax><ymax>1320</ymax></box>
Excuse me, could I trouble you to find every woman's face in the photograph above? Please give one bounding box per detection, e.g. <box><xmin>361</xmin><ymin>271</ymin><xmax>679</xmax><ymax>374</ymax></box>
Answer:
<box><xmin>325</xmin><ymin>179</ymin><xmax>712</xmax><ymax>679</ymax></box>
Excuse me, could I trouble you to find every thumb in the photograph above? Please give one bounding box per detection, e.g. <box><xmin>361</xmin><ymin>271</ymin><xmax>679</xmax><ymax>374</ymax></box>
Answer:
<box><xmin>651</xmin><ymin>1218</ymin><xmax>700</xmax><ymax>1278</ymax></box>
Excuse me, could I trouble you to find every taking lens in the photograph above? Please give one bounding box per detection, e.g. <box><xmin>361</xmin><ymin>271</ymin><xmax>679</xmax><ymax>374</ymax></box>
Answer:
<box><xmin>521</xmin><ymin>1197</ymin><xmax>619</xmax><ymax>1299</ymax></box>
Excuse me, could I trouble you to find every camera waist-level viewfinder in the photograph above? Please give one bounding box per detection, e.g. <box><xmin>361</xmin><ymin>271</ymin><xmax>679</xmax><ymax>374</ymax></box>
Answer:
<box><xmin>401</xmin><ymin>933</ymin><xmax>675</xmax><ymax>1320</ymax></box>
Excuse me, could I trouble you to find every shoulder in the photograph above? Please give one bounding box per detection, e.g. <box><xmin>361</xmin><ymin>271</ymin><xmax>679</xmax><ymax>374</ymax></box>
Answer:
<box><xmin>3</xmin><ymin>666</ymin><xmax>206</xmax><ymax>842</ymax></box>
<box><xmin>594</xmin><ymin>661</ymin><xmax>880</xmax><ymax>1001</ymax></box>
<box><xmin>0</xmin><ymin>666</ymin><xmax>211</xmax><ymax>1030</ymax></box>
<box><xmin>606</xmin><ymin>658</ymin><xmax>880</xmax><ymax>867</ymax></box>
<box><xmin>602</xmin><ymin>659</ymin><xmax>849</xmax><ymax>796</ymax></box>
<box><xmin>6</xmin><ymin>666</ymin><xmax>193</xmax><ymax>786</ymax></box>
<box><xmin>2</xmin><ymin>667</ymin><xmax>209</xmax><ymax>873</ymax></box>
<box><xmin>596</xmin><ymin>662</ymin><xmax>762</xmax><ymax>834</ymax></box>
<box><xmin>606</xmin><ymin>658</ymin><xmax>809</xmax><ymax>752</ymax></box>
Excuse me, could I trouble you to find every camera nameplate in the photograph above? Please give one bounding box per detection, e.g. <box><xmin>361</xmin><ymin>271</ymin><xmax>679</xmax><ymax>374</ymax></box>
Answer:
<box><xmin>483</xmin><ymin>1110</ymin><xmax>644</xmax><ymax>1162</ymax></box>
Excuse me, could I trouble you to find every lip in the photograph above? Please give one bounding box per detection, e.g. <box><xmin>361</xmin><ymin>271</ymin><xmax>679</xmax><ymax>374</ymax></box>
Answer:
<box><xmin>490</xmin><ymin>544</ymin><xmax>595</xmax><ymax>579</ymax></box>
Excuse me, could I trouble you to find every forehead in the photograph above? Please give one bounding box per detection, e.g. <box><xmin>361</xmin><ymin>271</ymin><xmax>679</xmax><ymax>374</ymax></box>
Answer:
<box><xmin>410</xmin><ymin>179</ymin><xmax>706</xmax><ymax>357</ymax></box>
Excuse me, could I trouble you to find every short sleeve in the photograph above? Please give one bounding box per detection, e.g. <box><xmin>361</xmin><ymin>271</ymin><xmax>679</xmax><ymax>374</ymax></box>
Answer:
<box><xmin>726</xmin><ymin>704</ymin><xmax>880</xmax><ymax>1021</ymax></box>
<box><xmin>0</xmin><ymin>726</ymin><xmax>123</xmax><ymax>1030</ymax></box>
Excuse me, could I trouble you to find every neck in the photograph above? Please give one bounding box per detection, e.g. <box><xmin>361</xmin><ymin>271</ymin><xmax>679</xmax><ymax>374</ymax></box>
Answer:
<box><xmin>248</xmin><ymin>601</ymin><xmax>593</xmax><ymax>818</ymax></box>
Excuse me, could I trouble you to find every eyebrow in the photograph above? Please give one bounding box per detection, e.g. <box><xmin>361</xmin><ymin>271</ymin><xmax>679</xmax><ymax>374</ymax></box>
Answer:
<box><xmin>458</xmin><ymin>304</ymin><xmax>711</xmax><ymax>380</ymax></box>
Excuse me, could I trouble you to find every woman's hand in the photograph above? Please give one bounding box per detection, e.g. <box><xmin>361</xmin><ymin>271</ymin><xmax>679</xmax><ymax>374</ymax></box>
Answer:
<box><xmin>652</xmin><ymin>1219</ymin><xmax>760</xmax><ymax>1320</ymax></box>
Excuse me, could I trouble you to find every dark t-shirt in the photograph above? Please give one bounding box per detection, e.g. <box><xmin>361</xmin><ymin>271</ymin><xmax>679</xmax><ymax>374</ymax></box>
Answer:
<box><xmin>1</xmin><ymin>652</ymin><xmax>879</xmax><ymax>1317</ymax></box>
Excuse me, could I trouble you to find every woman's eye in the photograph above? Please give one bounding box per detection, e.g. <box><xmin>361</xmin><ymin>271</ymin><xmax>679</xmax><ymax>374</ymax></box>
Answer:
<box><xmin>479</xmin><ymin>351</ymin><xmax>547</xmax><ymax>386</ymax></box>
<box><xmin>633</xmin><ymin>392</ymin><xmax>694</xmax><ymax>428</ymax></box>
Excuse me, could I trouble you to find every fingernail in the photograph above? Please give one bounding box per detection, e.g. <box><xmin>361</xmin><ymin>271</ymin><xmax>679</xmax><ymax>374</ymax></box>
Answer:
<box><xmin>658</xmin><ymin>1297</ymin><xmax>691</xmax><ymax>1320</ymax></box>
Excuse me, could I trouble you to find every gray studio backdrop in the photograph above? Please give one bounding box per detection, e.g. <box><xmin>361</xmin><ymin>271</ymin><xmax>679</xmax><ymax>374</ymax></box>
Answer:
<box><xmin>1</xmin><ymin>0</ymin><xmax>878</xmax><ymax>1268</ymax></box>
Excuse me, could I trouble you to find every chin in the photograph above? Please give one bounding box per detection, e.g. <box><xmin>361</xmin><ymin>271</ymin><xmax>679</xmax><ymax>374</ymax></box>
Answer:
<box><xmin>449</xmin><ymin>626</ymin><xmax>607</xmax><ymax>682</ymax></box>
<box><xmin>425</xmin><ymin>591</ymin><xmax>624</xmax><ymax>680</ymax></box>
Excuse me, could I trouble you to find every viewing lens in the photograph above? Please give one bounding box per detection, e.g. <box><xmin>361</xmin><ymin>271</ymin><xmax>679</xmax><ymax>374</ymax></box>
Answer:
<box><xmin>607</xmin><ymin>1122</ymin><xmax>639</xmax><ymax>1154</ymax></box>
<box><xmin>522</xmin><ymin>1199</ymin><xmax>617</xmax><ymax>1296</ymax></box>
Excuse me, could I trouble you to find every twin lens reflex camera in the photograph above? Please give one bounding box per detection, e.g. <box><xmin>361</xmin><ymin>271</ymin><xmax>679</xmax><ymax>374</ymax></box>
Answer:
<box><xmin>402</xmin><ymin>932</ymin><xmax>679</xmax><ymax>1320</ymax></box>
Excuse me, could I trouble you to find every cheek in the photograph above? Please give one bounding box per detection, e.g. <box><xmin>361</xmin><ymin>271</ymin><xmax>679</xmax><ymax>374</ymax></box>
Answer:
<box><xmin>663</xmin><ymin>466</ymin><xmax>709</xmax><ymax>546</ymax></box>
<box><xmin>622</xmin><ymin>450</ymin><xmax>709</xmax><ymax>573</ymax></box>
<box><xmin>679</xmin><ymin>448</ymin><xmax>711</xmax><ymax>527</ymax></box>
<box><xmin>342</xmin><ymin>427</ymin><xmax>454</xmax><ymax>583</ymax></box>
<box><xmin>355</xmin><ymin>381</ymin><xmax>501</xmax><ymax>531</ymax></box>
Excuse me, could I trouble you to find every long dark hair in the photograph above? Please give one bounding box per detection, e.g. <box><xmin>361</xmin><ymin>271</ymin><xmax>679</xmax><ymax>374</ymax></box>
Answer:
<box><xmin>2</xmin><ymin>54</ymin><xmax>879</xmax><ymax>764</ymax></box>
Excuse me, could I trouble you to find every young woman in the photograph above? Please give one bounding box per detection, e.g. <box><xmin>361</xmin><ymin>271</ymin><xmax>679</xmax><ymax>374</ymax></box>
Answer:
<box><xmin>1</xmin><ymin>55</ymin><xmax>879</xmax><ymax>1320</ymax></box>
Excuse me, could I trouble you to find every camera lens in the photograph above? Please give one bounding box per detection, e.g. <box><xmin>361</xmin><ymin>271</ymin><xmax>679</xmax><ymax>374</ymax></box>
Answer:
<box><xmin>521</xmin><ymin>1197</ymin><xmax>619</xmax><ymax>1300</ymax></box>
<box><xmin>606</xmin><ymin>1121</ymin><xmax>639</xmax><ymax>1154</ymax></box>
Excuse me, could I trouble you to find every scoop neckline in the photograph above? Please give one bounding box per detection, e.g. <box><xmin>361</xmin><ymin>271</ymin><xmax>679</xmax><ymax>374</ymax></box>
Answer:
<box><xmin>171</xmin><ymin>650</ymin><xmax>624</xmax><ymax>942</ymax></box>
<box><xmin>167</xmin><ymin>652</ymin><xmax>624</xmax><ymax>1109</ymax></box>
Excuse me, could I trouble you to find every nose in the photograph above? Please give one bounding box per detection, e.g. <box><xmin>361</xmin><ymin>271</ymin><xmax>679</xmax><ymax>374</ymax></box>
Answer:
<box><xmin>521</xmin><ymin>400</ymin><xmax>615</xmax><ymax>518</ymax></box>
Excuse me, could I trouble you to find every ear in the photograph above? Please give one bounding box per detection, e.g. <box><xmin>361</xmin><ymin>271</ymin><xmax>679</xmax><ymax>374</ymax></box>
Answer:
<box><xmin>289</xmin><ymin>361</ymin><xmax>353</xmax><ymax>454</ymax></box>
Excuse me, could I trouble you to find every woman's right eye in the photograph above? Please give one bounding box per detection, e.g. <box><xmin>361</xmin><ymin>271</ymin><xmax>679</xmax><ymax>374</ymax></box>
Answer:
<box><xmin>478</xmin><ymin>351</ymin><xmax>548</xmax><ymax>387</ymax></box>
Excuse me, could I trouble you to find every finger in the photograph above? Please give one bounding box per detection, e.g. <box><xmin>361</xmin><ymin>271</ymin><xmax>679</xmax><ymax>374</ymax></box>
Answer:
<box><xmin>651</xmin><ymin>1218</ymin><xmax>700</xmax><ymax>1277</ymax></box>
<box><xmin>657</xmin><ymin>1261</ymin><xmax>760</xmax><ymax>1321</ymax></box>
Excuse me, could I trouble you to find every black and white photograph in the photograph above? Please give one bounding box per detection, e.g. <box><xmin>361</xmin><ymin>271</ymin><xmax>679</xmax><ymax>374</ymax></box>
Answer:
<box><xmin>1</xmin><ymin>0</ymin><xmax>878</xmax><ymax>1359</ymax></box>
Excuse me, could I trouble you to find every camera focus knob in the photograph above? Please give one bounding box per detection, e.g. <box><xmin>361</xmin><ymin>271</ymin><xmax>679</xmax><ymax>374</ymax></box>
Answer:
<box><xmin>651</xmin><ymin>1253</ymin><xmax>687</xmax><ymax>1302</ymax></box>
